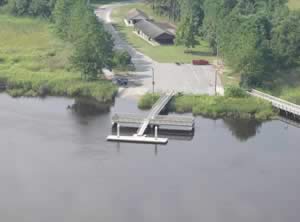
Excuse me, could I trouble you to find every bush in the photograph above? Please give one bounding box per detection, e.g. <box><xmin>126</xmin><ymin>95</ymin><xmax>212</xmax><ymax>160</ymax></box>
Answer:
<box><xmin>112</xmin><ymin>50</ymin><xmax>132</xmax><ymax>70</ymax></box>
<box><xmin>138</xmin><ymin>93</ymin><xmax>160</xmax><ymax>109</ymax></box>
<box><xmin>173</xmin><ymin>94</ymin><xmax>275</xmax><ymax>120</ymax></box>
<box><xmin>225</xmin><ymin>86</ymin><xmax>248</xmax><ymax>98</ymax></box>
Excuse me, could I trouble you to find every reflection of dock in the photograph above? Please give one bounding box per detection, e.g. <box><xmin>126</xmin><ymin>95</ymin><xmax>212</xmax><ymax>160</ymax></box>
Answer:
<box><xmin>277</xmin><ymin>116</ymin><xmax>300</xmax><ymax>128</ymax></box>
<box><xmin>107</xmin><ymin>91</ymin><xmax>195</xmax><ymax>144</ymax></box>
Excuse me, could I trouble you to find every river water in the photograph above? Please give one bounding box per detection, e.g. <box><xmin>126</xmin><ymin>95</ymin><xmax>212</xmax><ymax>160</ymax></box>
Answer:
<box><xmin>0</xmin><ymin>93</ymin><xmax>300</xmax><ymax>222</ymax></box>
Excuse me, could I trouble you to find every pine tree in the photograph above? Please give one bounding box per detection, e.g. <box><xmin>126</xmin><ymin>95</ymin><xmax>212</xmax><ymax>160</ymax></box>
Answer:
<box><xmin>71</xmin><ymin>10</ymin><xmax>113</xmax><ymax>80</ymax></box>
<box><xmin>53</xmin><ymin>0</ymin><xmax>71</xmax><ymax>38</ymax></box>
<box><xmin>175</xmin><ymin>16</ymin><xmax>198</xmax><ymax>50</ymax></box>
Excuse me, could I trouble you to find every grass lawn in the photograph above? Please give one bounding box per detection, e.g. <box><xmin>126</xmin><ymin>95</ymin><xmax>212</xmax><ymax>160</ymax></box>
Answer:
<box><xmin>289</xmin><ymin>0</ymin><xmax>300</xmax><ymax>9</ymax></box>
<box><xmin>0</xmin><ymin>15</ymin><xmax>116</xmax><ymax>102</ymax></box>
<box><xmin>263</xmin><ymin>67</ymin><xmax>300</xmax><ymax>105</ymax></box>
<box><xmin>111</xmin><ymin>3</ymin><xmax>216</xmax><ymax>63</ymax></box>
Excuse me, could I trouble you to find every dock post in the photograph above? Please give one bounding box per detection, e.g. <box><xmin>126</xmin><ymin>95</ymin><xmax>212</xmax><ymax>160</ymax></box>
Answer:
<box><xmin>155</xmin><ymin>126</ymin><xmax>158</xmax><ymax>140</ymax></box>
<box><xmin>117</xmin><ymin>124</ymin><xmax>120</xmax><ymax>138</ymax></box>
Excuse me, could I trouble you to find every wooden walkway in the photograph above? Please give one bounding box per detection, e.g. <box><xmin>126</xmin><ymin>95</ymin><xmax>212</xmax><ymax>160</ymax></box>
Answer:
<box><xmin>137</xmin><ymin>91</ymin><xmax>175</xmax><ymax>136</ymax></box>
<box><xmin>249</xmin><ymin>89</ymin><xmax>300</xmax><ymax>116</ymax></box>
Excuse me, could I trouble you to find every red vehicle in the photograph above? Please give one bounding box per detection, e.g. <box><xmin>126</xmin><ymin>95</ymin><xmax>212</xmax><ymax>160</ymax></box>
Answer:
<box><xmin>192</xmin><ymin>59</ymin><xmax>209</xmax><ymax>65</ymax></box>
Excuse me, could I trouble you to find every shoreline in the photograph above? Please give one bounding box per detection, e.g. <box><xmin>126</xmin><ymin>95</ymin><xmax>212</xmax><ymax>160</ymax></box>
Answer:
<box><xmin>1</xmin><ymin>90</ymin><xmax>300</xmax><ymax>125</ymax></box>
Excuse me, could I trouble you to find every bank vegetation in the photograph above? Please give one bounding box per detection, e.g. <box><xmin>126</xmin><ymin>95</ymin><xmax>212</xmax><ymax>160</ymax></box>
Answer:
<box><xmin>139</xmin><ymin>87</ymin><xmax>276</xmax><ymax>121</ymax></box>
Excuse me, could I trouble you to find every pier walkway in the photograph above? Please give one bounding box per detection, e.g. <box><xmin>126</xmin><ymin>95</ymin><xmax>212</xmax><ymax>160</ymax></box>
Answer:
<box><xmin>249</xmin><ymin>89</ymin><xmax>300</xmax><ymax>117</ymax></box>
<box><xmin>137</xmin><ymin>91</ymin><xmax>175</xmax><ymax>136</ymax></box>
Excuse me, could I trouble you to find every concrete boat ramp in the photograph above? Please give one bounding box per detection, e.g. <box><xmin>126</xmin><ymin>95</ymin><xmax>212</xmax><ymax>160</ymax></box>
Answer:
<box><xmin>107</xmin><ymin>91</ymin><xmax>195</xmax><ymax>144</ymax></box>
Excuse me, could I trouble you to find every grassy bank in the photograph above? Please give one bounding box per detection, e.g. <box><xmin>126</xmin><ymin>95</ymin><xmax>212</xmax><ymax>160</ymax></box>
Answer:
<box><xmin>138</xmin><ymin>93</ymin><xmax>276</xmax><ymax>120</ymax></box>
<box><xmin>111</xmin><ymin>3</ymin><xmax>215</xmax><ymax>63</ymax></box>
<box><xmin>0</xmin><ymin>15</ymin><xmax>117</xmax><ymax>102</ymax></box>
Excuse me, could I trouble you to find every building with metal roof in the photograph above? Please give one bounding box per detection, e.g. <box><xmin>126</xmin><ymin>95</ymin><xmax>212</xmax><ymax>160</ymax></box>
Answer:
<box><xmin>134</xmin><ymin>20</ymin><xmax>175</xmax><ymax>45</ymax></box>
<box><xmin>125</xmin><ymin>8</ymin><xmax>149</xmax><ymax>26</ymax></box>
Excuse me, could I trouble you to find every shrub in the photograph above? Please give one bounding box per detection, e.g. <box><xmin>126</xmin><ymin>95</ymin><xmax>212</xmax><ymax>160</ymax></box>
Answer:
<box><xmin>138</xmin><ymin>93</ymin><xmax>160</xmax><ymax>109</ymax></box>
<box><xmin>112</xmin><ymin>50</ymin><xmax>132</xmax><ymax>70</ymax></box>
<box><xmin>225</xmin><ymin>86</ymin><xmax>248</xmax><ymax>98</ymax></box>
<box><xmin>173</xmin><ymin>95</ymin><xmax>275</xmax><ymax>120</ymax></box>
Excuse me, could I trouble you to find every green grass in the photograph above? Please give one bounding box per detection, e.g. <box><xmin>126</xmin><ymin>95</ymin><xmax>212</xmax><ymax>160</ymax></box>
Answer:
<box><xmin>138</xmin><ymin>93</ymin><xmax>276</xmax><ymax>120</ymax></box>
<box><xmin>289</xmin><ymin>0</ymin><xmax>300</xmax><ymax>9</ymax></box>
<box><xmin>262</xmin><ymin>67</ymin><xmax>300</xmax><ymax>104</ymax></box>
<box><xmin>138</xmin><ymin>93</ymin><xmax>160</xmax><ymax>109</ymax></box>
<box><xmin>0</xmin><ymin>15</ymin><xmax>117</xmax><ymax>102</ymax></box>
<box><xmin>112</xmin><ymin>3</ymin><xmax>216</xmax><ymax>63</ymax></box>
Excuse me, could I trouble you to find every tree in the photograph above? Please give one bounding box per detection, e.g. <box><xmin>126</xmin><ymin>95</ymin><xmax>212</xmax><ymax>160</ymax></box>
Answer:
<box><xmin>71</xmin><ymin>11</ymin><xmax>113</xmax><ymax>80</ymax></box>
<box><xmin>7</xmin><ymin>0</ymin><xmax>30</xmax><ymax>15</ymax></box>
<box><xmin>7</xmin><ymin>0</ymin><xmax>56</xmax><ymax>17</ymax></box>
<box><xmin>53</xmin><ymin>0</ymin><xmax>71</xmax><ymax>38</ymax></box>
<box><xmin>112</xmin><ymin>50</ymin><xmax>132</xmax><ymax>70</ymax></box>
<box><xmin>0</xmin><ymin>0</ymin><xmax>7</xmax><ymax>6</ymax></box>
<box><xmin>271</xmin><ymin>11</ymin><xmax>300</xmax><ymax>67</ymax></box>
<box><xmin>175</xmin><ymin>16</ymin><xmax>198</xmax><ymax>50</ymax></box>
<box><xmin>29</xmin><ymin>0</ymin><xmax>54</xmax><ymax>17</ymax></box>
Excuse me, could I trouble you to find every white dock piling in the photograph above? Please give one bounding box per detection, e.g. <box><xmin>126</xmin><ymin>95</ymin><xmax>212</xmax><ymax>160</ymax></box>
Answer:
<box><xmin>155</xmin><ymin>126</ymin><xmax>158</xmax><ymax>140</ymax></box>
<box><xmin>117</xmin><ymin>124</ymin><xmax>120</xmax><ymax>138</ymax></box>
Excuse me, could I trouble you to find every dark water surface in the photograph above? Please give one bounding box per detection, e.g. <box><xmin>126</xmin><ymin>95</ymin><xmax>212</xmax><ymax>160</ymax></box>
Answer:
<box><xmin>0</xmin><ymin>93</ymin><xmax>300</xmax><ymax>222</ymax></box>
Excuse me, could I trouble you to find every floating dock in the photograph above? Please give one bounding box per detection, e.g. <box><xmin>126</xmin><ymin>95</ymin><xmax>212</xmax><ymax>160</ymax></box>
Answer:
<box><xmin>112</xmin><ymin>114</ymin><xmax>195</xmax><ymax>131</ymax></box>
<box><xmin>107</xmin><ymin>91</ymin><xmax>195</xmax><ymax>144</ymax></box>
<box><xmin>107</xmin><ymin>135</ymin><xmax>168</xmax><ymax>144</ymax></box>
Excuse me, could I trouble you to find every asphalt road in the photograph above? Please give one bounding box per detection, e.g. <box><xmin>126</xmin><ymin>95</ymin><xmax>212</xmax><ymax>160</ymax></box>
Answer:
<box><xmin>95</xmin><ymin>2</ymin><xmax>224</xmax><ymax>97</ymax></box>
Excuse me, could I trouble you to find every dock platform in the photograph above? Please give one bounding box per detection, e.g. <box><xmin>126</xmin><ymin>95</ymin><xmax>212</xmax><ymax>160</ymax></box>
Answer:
<box><xmin>107</xmin><ymin>91</ymin><xmax>194</xmax><ymax>144</ymax></box>
<box><xmin>112</xmin><ymin>114</ymin><xmax>195</xmax><ymax>131</ymax></box>
<box><xmin>107</xmin><ymin>135</ymin><xmax>168</xmax><ymax>144</ymax></box>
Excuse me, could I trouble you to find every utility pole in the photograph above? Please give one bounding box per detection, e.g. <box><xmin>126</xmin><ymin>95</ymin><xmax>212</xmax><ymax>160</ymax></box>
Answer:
<box><xmin>152</xmin><ymin>67</ymin><xmax>155</xmax><ymax>95</ymax></box>
<box><xmin>215</xmin><ymin>35</ymin><xmax>219</xmax><ymax>96</ymax></box>
<box><xmin>152</xmin><ymin>67</ymin><xmax>155</xmax><ymax>105</ymax></box>
<box><xmin>215</xmin><ymin>69</ymin><xmax>218</xmax><ymax>96</ymax></box>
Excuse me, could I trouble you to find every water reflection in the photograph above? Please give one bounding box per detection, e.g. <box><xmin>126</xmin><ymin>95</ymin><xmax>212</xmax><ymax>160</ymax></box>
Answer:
<box><xmin>70</xmin><ymin>97</ymin><xmax>112</xmax><ymax>116</ymax></box>
<box><xmin>223</xmin><ymin>118</ymin><xmax>262</xmax><ymax>141</ymax></box>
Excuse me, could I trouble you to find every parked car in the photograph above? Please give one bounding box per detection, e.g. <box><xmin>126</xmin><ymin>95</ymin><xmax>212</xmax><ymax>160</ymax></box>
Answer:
<box><xmin>192</xmin><ymin>59</ymin><xmax>209</xmax><ymax>65</ymax></box>
<box><xmin>114</xmin><ymin>78</ymin><xmax>128</xmax><ymax>86</ymax></box>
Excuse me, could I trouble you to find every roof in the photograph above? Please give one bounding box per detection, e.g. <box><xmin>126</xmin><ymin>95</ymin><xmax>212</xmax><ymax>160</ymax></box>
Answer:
<box><xmin>134</xmin><ymin>20</ymin><xmax>175</xmax><ymax>39</ymax></box>
<box><xmin>126</xmin><ymin>8</ymin><xmax>149</xmax><ymax>21</ymax></box>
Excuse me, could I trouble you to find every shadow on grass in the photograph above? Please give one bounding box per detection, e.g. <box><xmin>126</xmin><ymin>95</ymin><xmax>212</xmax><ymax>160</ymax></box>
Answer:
<box><xmin>185</xmin><ymin>50</ymin><xmax>214</xmax><ymax>57</ymax></box>
<box><xmin>91</xmin><ymin>0</ymin><xmax>122</xmax><ymax>4</ymax></box>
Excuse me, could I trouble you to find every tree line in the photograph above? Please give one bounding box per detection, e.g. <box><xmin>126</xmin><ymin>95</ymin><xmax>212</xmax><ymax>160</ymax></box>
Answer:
<box><xmin>1</xmin><ymin>0</ymin><xmax>131</xmax><ymax>80</ymax></box>
<box><xmin>148</xmin><ymin>0</ymin><xmax>300</xmax><ymax>88</ymax></box>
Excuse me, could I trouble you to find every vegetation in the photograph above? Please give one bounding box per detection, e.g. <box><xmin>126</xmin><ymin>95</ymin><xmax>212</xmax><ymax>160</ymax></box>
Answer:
<box><xmin>0</xmin><ymin>0</ymin><xmax>120</xmax><ymax>101</ymax></box>
<box><xmin>4</xmin><ymin>0</ymin><xmax>56</xmax><ymax>17</ymax></box>
<box><xmin>173</xmin><ymin>94</ymin><xmax>275</xmax><ymax>120</ymax></box>
<box><xmin>175</xmin><ymin>16</ymin><xmax>198</xmax><ymax>49</ymax></box>
<box><xmin>138</xmin><ymin>93</ymin><xmax>160</xmax><ymax>109</ymax></box>
<box><xmin>139</xmin><ymin>90</ymin><xmax>276</xmax><ymax>120</ymax></box>
<box><xmin>112</xmin><ymin>50</ymin><xmax>133</xmax><ymax>71</ymax></box>
<box><xmin>53</xmin><ymin>0</ymin><xmax>114</xmax><ymax>80</ymax></box>
<box><xmin>0</xmin><ymin>15</ymin><xmax>117</xmax><ymax>102</ymax></box>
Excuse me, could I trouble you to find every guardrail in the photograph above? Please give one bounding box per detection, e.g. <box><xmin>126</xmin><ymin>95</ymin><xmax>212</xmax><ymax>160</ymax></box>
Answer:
<box><xmin>249</xmin><ymin>89</ymin><xmax>300</xmax><ymax>116</ymax></box>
